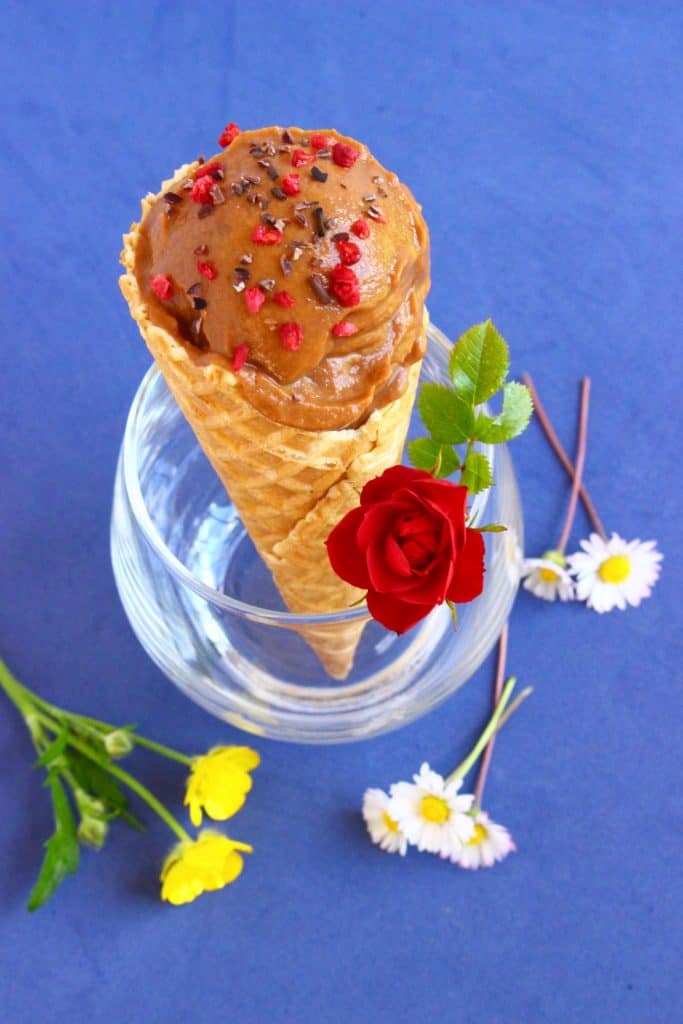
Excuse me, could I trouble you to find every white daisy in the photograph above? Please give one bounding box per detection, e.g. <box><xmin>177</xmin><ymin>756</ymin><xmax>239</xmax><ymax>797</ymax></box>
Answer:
<box><xmin>521</xmin><ymin>549</ymin><xmax>575</xmax><ymax>602</ymax></box>
<box><xmin>362</xmin><ymin>788</ymin><xmax>408</xmax><ymax>855</ymax></box>
<box><xmin>389</xmin><ymin>763</ymin><xmax>475</xmax><ymax>857</ymax></box>
<box><xmin>451</xmin><ymin>811</ymin><xmax>516</xmax><ymax>870</ymax></box>
<box><xmin>567</xmin><ymin>532</ymin><xmax>662</xmax><ymax>613</ymax></box>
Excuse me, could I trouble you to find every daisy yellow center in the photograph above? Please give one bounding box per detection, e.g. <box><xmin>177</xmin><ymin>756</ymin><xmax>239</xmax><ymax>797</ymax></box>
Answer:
<box><xmin>539</xmin><ymin>567</ymin><xmax>560</xmax><ymax>583</ymax></box>
<box><xmin>420</xmin><ymin>795</ymin><xmax>451</xmax><ymax>823</ymax></box>
<box><xmin>598</xmin><ymin>554</ymin><xmax>631</xmax><ymax>584</ymax></box>
<box><xmin>382</xmin><ymin>811</ymin><xmax>400</xmax><ymax>834</ymax></box>
<box><xmin>467</xmin><ymin>823</ymin><xmax>488</xmax><ymax>847</ymax></box>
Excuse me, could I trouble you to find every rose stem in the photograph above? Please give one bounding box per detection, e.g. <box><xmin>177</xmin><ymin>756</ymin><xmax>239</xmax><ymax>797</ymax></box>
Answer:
<box><xmin>474</xmin><ymin>623</ymin><xmax>509</xmax><ymax>808</ymax></box>
<box><xmin>556</xmin><ymin>377</ymin><xmax>590</xmax><ymax>554</ymax></box>
<box><xmin>522</xmin><ymin>372</ymin><xmax>607</xmax><ymax>540</ymax></box>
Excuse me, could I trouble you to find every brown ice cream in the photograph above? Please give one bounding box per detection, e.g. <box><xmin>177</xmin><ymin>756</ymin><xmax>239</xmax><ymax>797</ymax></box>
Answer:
<box><xmin>121</xmin><ymin>125</ymin><xmax>430</xmax><ymax>678</ymax></box>
<box><xmin>133</xmin><ymin>127</ymin><xmax>430</xmax><ymax>430</ymax></box>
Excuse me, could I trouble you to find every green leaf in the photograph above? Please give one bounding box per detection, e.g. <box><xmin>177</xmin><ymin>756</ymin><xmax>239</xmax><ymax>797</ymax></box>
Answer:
<box><xmin>460</xmin><ymin>452</ymin><xmax>494</xmax><ymax>494</ymax></box>
<box><xmin>27</xmin><ymin>776</ymin><xmax>80</xmax><ymax>911</ymax></box>
<box><xmin>417</xmin><ymin>383</ymin><xmax>475</xmax><ymax>444</ymax></box>
<box><xmin>474</xmin><ymin>523</ymin><xmax>508</xmax><ymax>533</ymax></box>
<box><xmin>36</xmin><ymin>728</ymin><xmax>69</xmax><ymax>770</ymax></box>
<box><xmin>67</xmin><ymin>749</ymin><xmax>145</xmax><ymax>832</ymax></box>
<box><xmin>474</xmin><ymin>381</ymin><xmax>533</xmax><ymax>443</ymax></box>
<box><xmin>407</xmin><ymin>438</ymin><xmax>460</xmax><ymax>478</ymax></box>
<box><xmin>449</xmin><ymin>320</ymin><xmax>510</xmax><ymax>405</ymax></box>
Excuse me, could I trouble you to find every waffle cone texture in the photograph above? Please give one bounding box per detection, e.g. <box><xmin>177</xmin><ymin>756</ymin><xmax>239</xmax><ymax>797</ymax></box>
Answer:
<box><xmin>120</xmin><ymin>173</ymin><xmax>424</xmax><ymax>679</ymax></box>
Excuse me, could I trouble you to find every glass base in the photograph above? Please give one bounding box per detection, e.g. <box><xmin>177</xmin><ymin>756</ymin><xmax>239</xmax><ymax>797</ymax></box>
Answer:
<box><xmin>111</xmin><ymin>322</ymin><xmax>523</xmax><ymax>743</ymax></box>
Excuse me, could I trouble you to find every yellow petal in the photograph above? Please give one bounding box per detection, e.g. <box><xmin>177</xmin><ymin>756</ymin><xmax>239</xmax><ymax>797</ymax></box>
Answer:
<box><xmin>189</xmin><ymin>799</ymin><xmax>203</xmax><ymax>828</ymax></box>
<box><xmin>203</xmin><ymin>790</ymin><xmax>248</xmax><ymax>822</ymax></box>
<box><xmin>201</xmin><ymin>851</ymin><xmax>244</xmax><ymax>891</ymax></box>
<box><xmin>205</xmin><ymin>746</ymin><xmax>261</xmax><ymax>772</ymax></box>
<box><xmin>160</xmin><ymin>861</ymin><xmax>204</xmax><ymax>906</ymax></box>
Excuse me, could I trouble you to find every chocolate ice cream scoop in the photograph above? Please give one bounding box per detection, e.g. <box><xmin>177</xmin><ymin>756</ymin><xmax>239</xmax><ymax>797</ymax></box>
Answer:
<box><xmin>134</xmin><ymin>127</ymin><xmax>430</xmax><ymax>430</ymax></box>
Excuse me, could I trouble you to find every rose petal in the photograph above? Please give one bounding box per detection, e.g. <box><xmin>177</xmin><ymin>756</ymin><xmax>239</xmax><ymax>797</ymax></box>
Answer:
<box><xmin>366</xmin><ymin>589</ymin><xmax>433</xmax><ymax>634</ymax></box>
<box><xmin>361</xmin><ymin>466</ymin><xmax>433</xmax><ymax>506</ymax></box>
<box><xmin>412</xmin><ymin>479</ymin><xmax>468</xmax><ymax>530</ymax></box>
<box><xmin>356</xmin><ymin>500</ymin><xmax>413</xmax><ymax>550</ymax></box>
<box><xmin>447</xmin><ymin>529</ymin><xmax>486</xmax><ymax>603</ymax></box>
<box><xmin>384</xmin><ymin>534</ymin><xmax>413</xmax><ymax>577</ymax></box>
<box><xmin>400</xmin><ymin>537</ymin><xmax>435</xmax><ymax>568</ymax></box>
<box><xmin>366</xmin><ymin>533</ymin><xmax>418</xmax><ymax>593</ymax></box>
<box><xmin>325</xmin><ymin>506</ymin><xmax>371</xmax><ymax>589</ymax></box>
<box><xmin>395</xmin><ymin>511</ymin><xmax>436</xmax><ymax>538</ymax></box>
<box><xmin>395</xmin><ymin>554</ymin><xmax>454</xmax><ymax>605</ymax></box>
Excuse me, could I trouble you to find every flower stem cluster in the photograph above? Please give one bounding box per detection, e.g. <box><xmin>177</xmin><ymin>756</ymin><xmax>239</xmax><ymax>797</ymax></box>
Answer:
<box><xmin>0</xmin><ymin>657</ymin><xmax>259</xmax><ymax>909</ymax></box>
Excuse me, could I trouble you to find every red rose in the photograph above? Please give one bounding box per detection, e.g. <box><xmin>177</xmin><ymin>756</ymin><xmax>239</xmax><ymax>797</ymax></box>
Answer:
<box><xmin>329</xmin><ymin>264</ymin><xmax>361</xmax><ymax>307</ymax></box>
<box><xmin>326</xmin><ymin>465</ymin><xmax>485</xmax><ymax>633</ymax></box>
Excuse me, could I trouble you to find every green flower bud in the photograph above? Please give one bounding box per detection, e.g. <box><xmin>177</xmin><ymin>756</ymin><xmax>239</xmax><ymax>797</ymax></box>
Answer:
<box><xmin>541</xmin><ymin>548</ymin><xmax>568</xmax><ymax>570</ymax></box>
<box><xmin>74</xmin><ymin>788</ymin><xmax>106</xmax><ymax>818</ymax></box>
<box><xmin>103</xmin><ymin>729</ymin><xmax>134</xmax><ymax>758</ymax></box>
<box><xmin>78</xmin><ymin>815</ymin><xmax>108</xmax><ymax>849</ymax></box>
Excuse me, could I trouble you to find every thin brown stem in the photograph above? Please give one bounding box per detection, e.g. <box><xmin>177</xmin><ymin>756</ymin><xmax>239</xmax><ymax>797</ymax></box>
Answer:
<box><xmin>474</xmin><ymin>623</ymin><xmax>509</xmax><ymax>808</ymax></box>
<box><xmin>523</xmin><ymin>372</ymin><xmax>608</xmax><ymax>540</ymax></box>
<box><xmin>557</xmin><ymin>378</ymin><xmax>590</xmax><ymax>553</ymax></box>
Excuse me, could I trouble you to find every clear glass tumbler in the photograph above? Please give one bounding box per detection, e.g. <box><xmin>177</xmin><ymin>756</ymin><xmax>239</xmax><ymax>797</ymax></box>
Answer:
<box><xmin>111</xmin><ymin>322</ymin><xmax>523</xmax><ymax>743</ymax></box>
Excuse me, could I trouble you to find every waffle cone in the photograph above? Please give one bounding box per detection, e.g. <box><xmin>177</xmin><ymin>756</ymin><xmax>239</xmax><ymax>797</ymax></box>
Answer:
<box><xmin>120</xmin><ymin>174</ymin><xmax>423</xmax><ymax>678</ymax></box>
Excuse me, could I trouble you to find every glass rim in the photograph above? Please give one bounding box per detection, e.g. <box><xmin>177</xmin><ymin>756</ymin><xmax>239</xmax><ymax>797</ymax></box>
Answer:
<box><xmin>121</xmin><ymin>321</ymin><xmax>494</xmax><ymax>625</ymax></box>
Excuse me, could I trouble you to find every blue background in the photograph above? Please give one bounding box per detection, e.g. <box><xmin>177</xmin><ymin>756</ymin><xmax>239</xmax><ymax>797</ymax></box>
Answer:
<box><xmin>1</xmin><ymin>2</ymin><xmax>681</xmax><ymax>1021</ymax></box>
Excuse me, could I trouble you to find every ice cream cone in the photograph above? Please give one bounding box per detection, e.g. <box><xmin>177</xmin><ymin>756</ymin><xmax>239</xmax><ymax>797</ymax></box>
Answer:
<box><xmin>120</xmin><ymin>128</ymin><xmax>429</xmax><ymax>678</ymax></box>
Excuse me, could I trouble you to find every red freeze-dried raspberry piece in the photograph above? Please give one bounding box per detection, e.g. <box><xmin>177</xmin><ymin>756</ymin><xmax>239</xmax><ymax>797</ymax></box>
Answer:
<box><xmin>332</xmin><ymin>143</ymin><xmax>360</xmax><ymax>168</ymax></box>
<box><xmin>190</xmin><ymin>176</ymin><xmax>215</xmax><ymax>204</ymax></box>
<box><xmin>329</xmin><ymin>264</ymin><xmax>361</xmax><ymax>307</ymax></box>
<box><xmin>218</xmin><ymin>122</ymin><xmax>240</xmax><ymax>147</ymax></box>
<box><xmin>232</xmin><ymin>344</ymin><xmax>249</xmax><ymax>372</ymax></box>
<box><xmin>311</xmin><ymin>134</ymin><xmax>330</xmax><ymax>150</ymax></box>
<box><xmin>150</xmin><ymin>274</ymin><xmax>174</xmax><ymax>301</ymax></box>
<box><xmin>273</xmin><ymin>290</ymin><xmax>295</xmax><ymax>308</ymax></box>
<box><xmin>350</xmin><ymin>218</ymin><xmax>370</xmax><ymax>239</ymax></box>
<box><xmin>336</xmin><ymin>240</ymin><xmax>362</xmax><ymax>266</ymax></box>
<box><xmin>291</xmin><ymin>149</ymin><xmax>316</xmax><ymax>168</ymax></box>
<box><xmin>251</xmin><ymin>224</ymin><xmax>283</xmax><ymax>245</ymax></box>
<box><xmin>281</xmin><ymin>174</ymin><xmax>301</xmax><ymax>196</ymax></box>
<box><xmin>244</xmin><ymin>287</ymin><xmax>266</xmax><ymax>314</ymax></box>
<box><xmin>197</xmin><ymin>260</ymin><xmax>217</xmax><ymax>280</ymax></box>
<box><xmin>332</xmin><ymin>320</ymin><xmax>358</xmax><ymax>337</ymax></box>
<box><xmin>193</xmin><ymin>161</ymin><xmax>222</xmax><ymax>179</ymax></box>
<box><xmin>280</xmin><ymin>322</ymin><xmax>304</xmax><ymax>351</ymax></box>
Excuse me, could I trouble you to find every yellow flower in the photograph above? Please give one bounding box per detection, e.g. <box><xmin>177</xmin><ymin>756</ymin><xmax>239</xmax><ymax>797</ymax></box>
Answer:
<box><xmin>160</xmin><ymin>831</ymin><xmax>253</xmax><ymax>906</ymax></box>
<box><xmin>184</xmin><ymin>746</ymin><xmax>260</xmax><ymax>827</ymax></box>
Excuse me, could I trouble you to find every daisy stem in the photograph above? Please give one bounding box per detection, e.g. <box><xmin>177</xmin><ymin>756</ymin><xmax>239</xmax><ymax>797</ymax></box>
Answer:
<box><xmin>522</xmin><ymin>373</ymin><xmax>607</xmax><ymax>541</ymax></box>
<box><xmin>496</xmin><ymin>687</ymin><xmax>533</xmax><ymax>731</ymax></box>
<box><xmin>447</xmin><ymin>676</ymin><xmax>517</xmax><ymax>785</ymax></box>
<box><xmin>556</xmin><ymin>377</ymin><xmax>590</xmax><ymax>554</ymax></box>
<box><xmin>473</xmin><ymin>624</ymin><xmax>508</xmax><ymax>807</ymax></box>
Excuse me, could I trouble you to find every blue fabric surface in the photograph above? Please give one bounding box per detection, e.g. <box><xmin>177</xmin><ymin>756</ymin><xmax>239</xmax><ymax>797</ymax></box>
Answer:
<box><xmin>1</xmin><ymin>2</ymin><xmax>681</xmax><ymax>1021</ymax></box>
